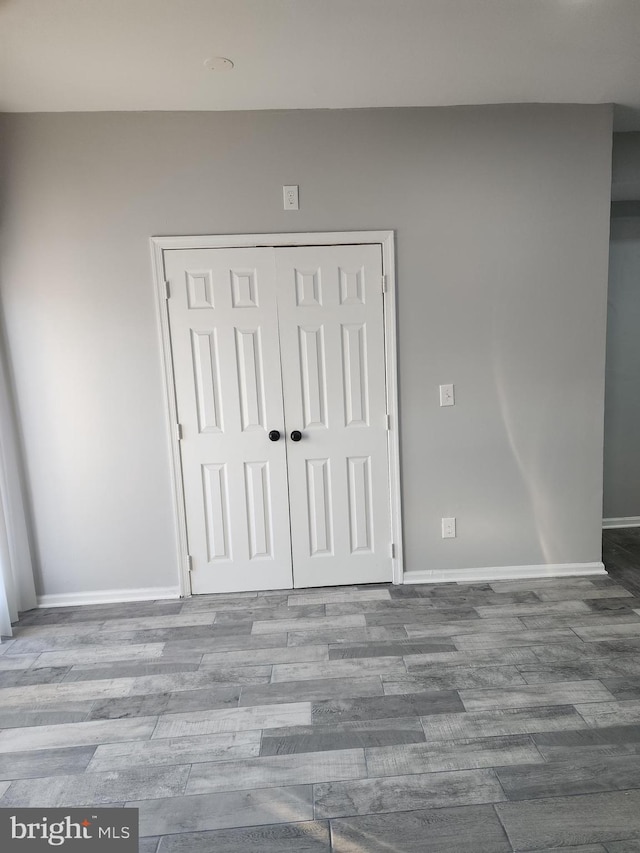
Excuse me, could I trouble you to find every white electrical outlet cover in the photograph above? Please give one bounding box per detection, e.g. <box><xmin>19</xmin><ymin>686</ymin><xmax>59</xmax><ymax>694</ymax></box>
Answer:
<box><xmin>283</xmin><ymin>185</ymin><xmax>299</xmax><ymax>210</ymax></box>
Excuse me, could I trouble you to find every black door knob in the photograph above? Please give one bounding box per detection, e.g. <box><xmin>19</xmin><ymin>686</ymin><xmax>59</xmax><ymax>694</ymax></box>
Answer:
<box><xmin>268</xmin><ymin>430</ymin><xmax>281</xmax><ymax>442</ymax></box>
<box><xmin>290</xmin><ymin>430</ymin><xmax>302</xmax><ymax>442</ymax></box>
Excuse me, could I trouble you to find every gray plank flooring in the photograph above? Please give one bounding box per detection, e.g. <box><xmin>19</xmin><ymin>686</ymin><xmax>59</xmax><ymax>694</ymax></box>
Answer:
<box><xmin>314</xmin><ymin>768</ymin><xmax>507</xmax><ymax>818</ymax></box>
<box><xmin>155</xmin><ymin>820</ymin><xmax>330</xmax><ymax>852</ymax></box>
<box><xmin>4</xmin><ymin>571</ymin><xmax>640</xmax><ymax>850</ymax></box>
<box><xmin>259</xmin><ymin>716</ymin><xmax>426</xmax><ymax>755</ymax></box>
<box><xmin>329</xmin><ymin>804</ymin><xmax>511</xmax><ymax>853</ymax></box>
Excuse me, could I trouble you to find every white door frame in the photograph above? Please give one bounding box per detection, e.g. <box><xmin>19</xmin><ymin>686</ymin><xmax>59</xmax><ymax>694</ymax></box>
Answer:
<box><xmin>151</xmin><ymin>231</ymin><xmax>403</xmax><ymax>596</ymax></box>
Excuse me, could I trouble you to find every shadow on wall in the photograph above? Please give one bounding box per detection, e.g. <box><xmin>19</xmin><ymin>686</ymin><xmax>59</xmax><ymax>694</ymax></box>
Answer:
<box><xmin>0</xmin><ymin>117</ymin><xmax>44</xmax><ymax>596</ymax></box>
<box><xmin>491</xmin><ymin>300</ymin><xmax>559</xmax><ymax>567</ymax></box>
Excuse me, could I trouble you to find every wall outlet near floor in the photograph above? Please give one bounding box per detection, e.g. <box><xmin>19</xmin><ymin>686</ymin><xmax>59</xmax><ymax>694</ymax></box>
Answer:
<box><xmin>442</xmin><ymin>517</ymin><xmax>456</xmax><ymax>538</ymax></box>
<box><xmin>283</xmin><ymin>185</ymin><xmax>299</xmax><ymax>210</ymax></box>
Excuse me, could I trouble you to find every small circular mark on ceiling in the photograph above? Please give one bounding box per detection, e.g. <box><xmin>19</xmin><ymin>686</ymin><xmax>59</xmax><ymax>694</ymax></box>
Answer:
<box><xmin>204</xmin><ymin>57</ymin><xmax>234</xmax><ymax>72</ymax></box>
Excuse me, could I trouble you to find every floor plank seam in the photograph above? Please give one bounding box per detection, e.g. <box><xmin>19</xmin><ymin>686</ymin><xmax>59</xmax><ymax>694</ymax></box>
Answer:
<box><xmin>491</xmin><ymin>801</ymin><xmax>515</xmax><ymax>850</ymax></box>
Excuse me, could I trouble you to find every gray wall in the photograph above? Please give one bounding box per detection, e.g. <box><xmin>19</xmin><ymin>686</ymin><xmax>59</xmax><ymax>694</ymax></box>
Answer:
<box><xmin>604</xmin><ymin>133</ymin><xmax>640</xmax><ymax>520</ymax></box>
<box><xmin>0</xmin><ymin>105</ymin><xmax>613</xmax><ymax>596</ymax></box>
<box><xmin>604</xmin><ymin>214</ymin><xmax>640</xmax><ymax>519</ymax></box>
<box><xmin>612</xmin><ymin>132</ymin><xmax>640</xmax><ymax>201</ymax></box>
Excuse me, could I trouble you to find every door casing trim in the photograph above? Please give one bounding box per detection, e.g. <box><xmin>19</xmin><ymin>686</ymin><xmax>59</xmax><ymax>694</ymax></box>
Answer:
<box><xmin>151</xmin><ymin>231</ymin><xmax>403</xmax><ymax>596</ymax></box>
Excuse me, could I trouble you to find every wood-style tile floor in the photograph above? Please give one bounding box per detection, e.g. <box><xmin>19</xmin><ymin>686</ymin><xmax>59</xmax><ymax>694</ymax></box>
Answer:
<box><xmin>3</xmin><ymin>565</ymin><xmax>640</xmax><ymax>851</ymax></box>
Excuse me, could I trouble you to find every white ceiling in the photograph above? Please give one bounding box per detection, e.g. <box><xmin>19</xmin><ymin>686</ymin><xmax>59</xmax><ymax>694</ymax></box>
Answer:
<box><xmin>2</xmin><ymin>0</ymin><xmax>640</xmax><ymax>128</ymax></box>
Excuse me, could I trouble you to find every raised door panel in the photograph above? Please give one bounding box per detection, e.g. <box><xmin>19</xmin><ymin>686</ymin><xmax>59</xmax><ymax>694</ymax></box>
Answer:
<box><xmin>298</xmin><ymin>326</ymin><xmax>328</xmax><ymax>429</ymax></box>
<box><xmin>275</xmin><ymin>244</ymin><xmax>392</xmax><ymax>588</ymax></box>
<box><xmin>191</xmin><ymin>329</ymin><xmax>223</xmax><ymax>433</ymax></box>
<box><xmin>306</xmin><ymin>458</ymin><xmax>333</xmax><ymax>556</ymax></box>
<box><xmin>342</xmin><ymin>323</ymin><xmax>369</xmax><ymax>427</ymax></box>
<box><xmin>164</xmin><ymin>247</ymin><xmax>292</xmax><ymax>593</ymax></box>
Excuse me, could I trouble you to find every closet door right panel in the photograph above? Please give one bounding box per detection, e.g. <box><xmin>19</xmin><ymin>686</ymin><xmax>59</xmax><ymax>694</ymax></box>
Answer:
<box><xmin>276</xmin><ymin>244</ymin><xmax>392</xmax><ymax>588</ymax></box>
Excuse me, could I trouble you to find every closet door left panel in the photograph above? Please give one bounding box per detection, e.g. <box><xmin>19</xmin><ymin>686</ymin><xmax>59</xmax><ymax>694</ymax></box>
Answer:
<box><xmin>164</xmin><ymin>248</ymin><xmax>293</xmax><ymax>594</ymax></box>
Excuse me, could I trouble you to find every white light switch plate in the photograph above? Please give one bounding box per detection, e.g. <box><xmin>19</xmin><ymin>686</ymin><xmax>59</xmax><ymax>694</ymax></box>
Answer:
<box><xmin>439</xmin><ymin>384</ymin><xmax>455</xmax><ymax>406</ymax></box>
<box><xmin>442</xmin><ymin>517</ymin><xmax>456</xmax><ymax>538</ymax></box>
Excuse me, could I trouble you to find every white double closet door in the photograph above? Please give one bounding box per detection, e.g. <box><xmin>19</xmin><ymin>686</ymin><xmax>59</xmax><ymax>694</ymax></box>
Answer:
<box><xmin>165</xmin><ymin>243</ymin><xmax>392</xmax><ymax>594</ymax></box>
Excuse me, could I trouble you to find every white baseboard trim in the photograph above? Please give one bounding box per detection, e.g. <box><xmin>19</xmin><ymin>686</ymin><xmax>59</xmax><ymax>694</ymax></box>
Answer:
<box><xmin>37</xmin><ymin>586</ymin><xmax>182</xmax><ymax>608</ymax></box>
<box><xmin>603</xmin><ymin>517</ymin><xmax>640</xmax><ymax>529</ymax></box>
<box><xmin>403</xmin><ymin>562</ymin><xmax>606</xmax><ymax>585</ymax></box>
